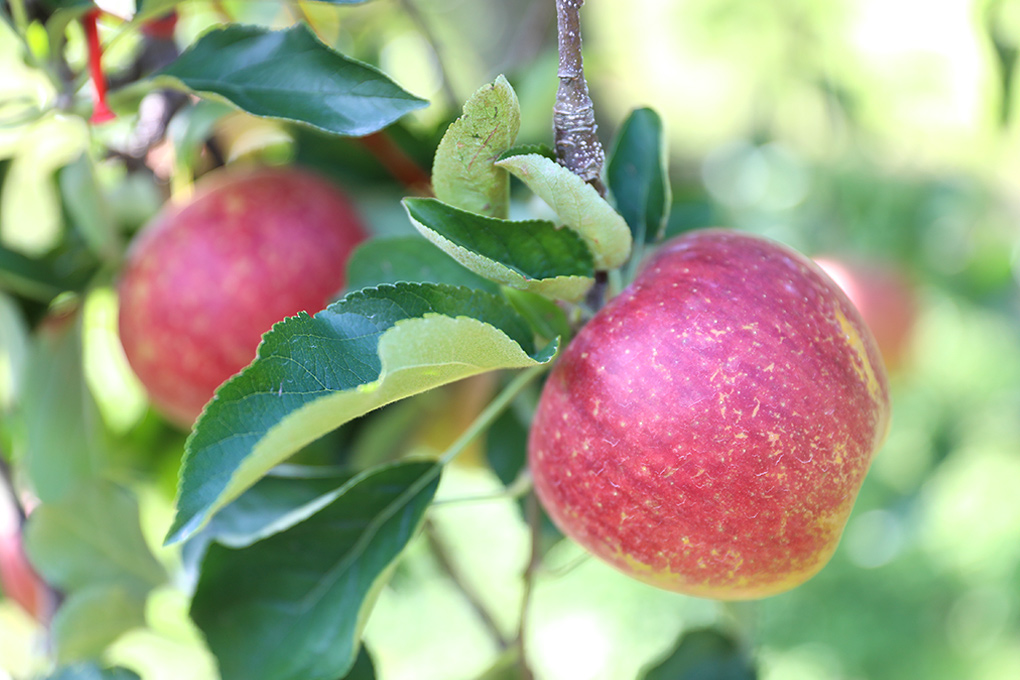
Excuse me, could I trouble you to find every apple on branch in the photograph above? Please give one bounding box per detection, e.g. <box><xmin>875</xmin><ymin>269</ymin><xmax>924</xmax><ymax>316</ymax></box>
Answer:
<box><xmin>117</xmin><ymin>166</ymin><xmax>368</xmax><ymax>428</ymax></box>
<box><xmin>528</xmin><ymin>229</ymin><xmax>891</xmax><ymax>600</ymax></box>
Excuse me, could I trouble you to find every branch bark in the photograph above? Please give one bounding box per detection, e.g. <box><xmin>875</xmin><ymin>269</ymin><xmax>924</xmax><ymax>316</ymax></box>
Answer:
<box><xmin>553</xmin><ymin>0</ymin><xmax>605</xmax><ymax>194</ymax></box>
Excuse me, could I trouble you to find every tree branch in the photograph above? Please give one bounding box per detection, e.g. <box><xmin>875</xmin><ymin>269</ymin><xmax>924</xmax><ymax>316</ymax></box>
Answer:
<box><xmin>553</xmin><ymin>0</ymin><xmax>605</xmax><ymax>194</ymax></box>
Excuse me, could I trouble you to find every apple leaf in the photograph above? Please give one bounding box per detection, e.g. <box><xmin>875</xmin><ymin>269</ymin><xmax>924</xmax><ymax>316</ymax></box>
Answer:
<box><xmin>343</xmin><ymin>648</ymin><xmax>376</xmax><ymax>680</ymax></box>
<box><xmin>182</xmin><ymin>465</ymin><xmax>357</xmax><ymax>582</ymax></box>
<box><xmin>640</xmin><ymin>628</ymin><xmax>756</xmax><ymax>680</ymax></box>
<box><xmin>24</xmin><ymin>481</ymin><xmax>166</xmax><ymax>593</ymax></box>
<box><xmin>43</xmin><ymin>664</ymin><xmax>141</xmax><ymax>680</ymax></box>
<box><xmin>495</xmin><ymin>153</ymin><xmax>632</xmax><ymax>270</ymax></box>
<box><xmin>431</xmin><ymin>75</ymin><xmax>520</xmax><ymax>218</ymax></box>
<box><xmin>167</xmin><ymin>282</ymin><xmax>556</xmax><ymax>544</ymax></box>
<box><xmin>156</xmin><ymin>24</ymin><xmax>427</xmax><ymax>137</ymax></box>
<box><xmin>51</xmin><ymin>584</ymin><xmax>148</xmax><ymax>664</ymax></box>
<box><xmin>403</xmin><ymin>197</ymin><xmax>595</xmax><ymax>302</ymax></box>
<box><xmin>606</xmin><ymin>107</ymin><xmax>671</xmax><ymax>245</ymax></box>
<box><xmin>20</xmin><ymin>317</ymin><xmax>105</xmax><ymax>503</ymax></box>
<box><xmin>59</xmin><ymin>154</ymin><xmax>120</xmax><ymax>262</ymax></box>
<box><xmin>501</xmin><ymin>287</ymin><xmax>572</xmax><ymax>344</ymax></box>
<box><xmin>346</xmin><ymin>235</ymin><xmax>500</xmax><ymax>294</ymax></box>
<box><xmin>190</xmin><ymin>461</ymin><xmax>438</xmax><ymax>680</ymax></box>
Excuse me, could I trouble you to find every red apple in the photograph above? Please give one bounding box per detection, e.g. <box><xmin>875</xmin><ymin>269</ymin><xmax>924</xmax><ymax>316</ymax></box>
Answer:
<box><xmin>812</xmin><ymin>256</ymin><xmax>917</xmax><ymax>373</ymax></box>
<box><xmin>0</xmin><ymin>520</ymin><xmax>49</xmax><ymax>622</ymax></box>
<box><xmin>118</xmin><ymin>166</ymin><xmax>368</xmax><ymax>427</ymax></box>
<box><xmin>528</xmin><ymin>229</ymin><xmax>891</xmax><ymax>599</ymax></box>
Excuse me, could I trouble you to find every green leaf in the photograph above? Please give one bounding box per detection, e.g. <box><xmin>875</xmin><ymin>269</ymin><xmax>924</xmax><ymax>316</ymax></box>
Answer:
<box><xmin>1</xmin><ymin>114</ymin><xmax>89</xmax><ymax>257</ymax></box>
<box><xmin>495</xmin><ymin>153</ymin><xmax>632</xmax><ymax>269</ymax></box>
<box><xmin>59</xmin><ymin>154</ymin><xmax>121</xmax><ymax>262</ymax></box>
<box><xmin>498</xmin><ymin>143</ymin><xmax>555</xmax><ymax>162</ymax></box>
<box><xmin>191</xmin><ymin>461</ymin><xmax>439</xmax><ymax>680</ymax></box>
<box><xmin>346</xmin><ymin>236</ymin><xmax>499</xmax><ymax>294</ymax></box>
<box><xmin>51</xmin><ymin>584</ymin><xmax>148</xmax><ymax>664</ymax></box>
<box><xmin>24</xmin><ymin>481</ymin><xmax>166</xmax><ymax>593</ymax></box>
<box><xmin>193</xmin><ymin>466</ymin><xmax>357</xmax><ymax>550</ymax></box>
<box><xmin>501</xmin><ymin>288</ymin><xmax>572</xmax><ymax>344</ymax></box>
<box><xmin>0</xmin><ymin>291</ymin><xmax>29</xmax><ymax>412</ymax></box>
<box><xmin>640</xmin><ymin>629</ymin><xmax>757</xmax><ymax>680</ymax></box>
<box><xmin>156</xmin><ymin>24</ymin><xmax>427</xmax><ymax>137</ymax></box>
<box><xmin>403</xmin><ymin>197</ymin><xmax>594</xmax><ymax>301</ymax></box>
<box><xmin>20</xmin><ymin>315</ymin><xmax>105</xmax><ymax>503</ymax></box>
<box><xmin>167</xmin><ymin>282</ymin><xmax>555</xmax><ymax>544</ymax></box>
<box><xmin>343</xmin><ymin>647</ymin><xmax>376</xmax><ymax>680</ymax></box>
<box><xmin>43</xmin><ymin>664</ymin><xmax>141</xmax><ymax>680</ymax></box>
<box><xmin>606</xmin><ymin>107</ymin><xmax>671</xmax><ymax>245</ymax></box>
<box><xmin>432</xmin><ymin>75</ymin><xmax>520</xmax><ymax>218</ymax></box>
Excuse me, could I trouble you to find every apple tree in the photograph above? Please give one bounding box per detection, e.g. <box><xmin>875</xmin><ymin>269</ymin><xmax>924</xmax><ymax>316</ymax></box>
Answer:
<box><xmin>2</xmin><ymin>1</ymin><xmax>1020</xmax><ymax>680</ymax></box>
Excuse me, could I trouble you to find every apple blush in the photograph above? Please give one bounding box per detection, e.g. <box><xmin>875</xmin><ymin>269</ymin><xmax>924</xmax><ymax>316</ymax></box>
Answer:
<box><xmin>528</xmin><ymin>229</ymin><xmax>891</xmax><ymax>600</ymax></box>
<box><xmin>118</xmin><ymin>166</ymin><xmax>367</xmax><ymax>428</ymax></box>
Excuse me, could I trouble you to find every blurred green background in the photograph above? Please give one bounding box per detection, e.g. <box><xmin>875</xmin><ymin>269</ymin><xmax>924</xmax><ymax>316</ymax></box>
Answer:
<box><xmin>2</xmin><ymin>0</ymin><xmax>1020</xmax><ymax>679</ymax></box>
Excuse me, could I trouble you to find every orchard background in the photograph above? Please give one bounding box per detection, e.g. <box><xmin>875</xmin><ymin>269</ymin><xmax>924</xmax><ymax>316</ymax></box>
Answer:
<box><xmin>1</xmin><ymin>1</ymin><xmax>1020</xmax><ymax>679</ymax></box>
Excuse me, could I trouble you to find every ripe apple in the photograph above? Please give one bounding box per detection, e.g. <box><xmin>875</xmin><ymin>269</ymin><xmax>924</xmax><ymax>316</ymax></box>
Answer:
<box><xmin>118</xmin><ymin>166</ymin><xmax>368</xmax><ymax>428</ymax></box>
<box><xmin>528</xmin><ymin>229</ymin><xmax>891</xmax><ymax>600</ymax></box>
<box><xmin>0</xmin><ymin>519</ymin><xmax>49</xmax><ymax>622</ymax></box>
<box><xmin>812</xmin><ymin>256</ymin><xmax>917</xmax><ymax>373</ymax></box>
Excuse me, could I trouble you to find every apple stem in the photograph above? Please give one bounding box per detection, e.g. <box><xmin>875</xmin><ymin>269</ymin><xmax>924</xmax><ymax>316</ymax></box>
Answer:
<box><xmin>83</xmin><ymin>9</ymin><xmax>115</xmax><ymax>124</ymax></box>
<box><xmin>436</xmin><ymin>364</ymin><xmax>548</xmax><ymax>468</ymax></box>
<box><xmin>429</xmin><ymin>471</ymin><xmax>533</xmax><ymax>507</ymax></box>
<box><xmin>554</xmin><ymin>0</ymin><xmax>606</xmax><ymax>196</ymax></box>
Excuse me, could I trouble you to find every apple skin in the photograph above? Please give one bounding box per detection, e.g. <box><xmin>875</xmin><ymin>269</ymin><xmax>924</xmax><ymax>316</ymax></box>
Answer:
<box><xmin>812</xmin><ymin>256</ymin><xmax>917</xmax><ymax>373</ymax></box>
<box><xmin>528</xmin><ymin>229</ymin><xmax>891</xmax><ymax>600</ymax></box>
<box><xmin>0</xmin><ymin>526</ymin><xmax>49</xmax><ymax>623</ymax></box>
<box><xmin>118</xmin><ymin>166</ymin><xmax>367</xmax><ymax>428</ymax></box>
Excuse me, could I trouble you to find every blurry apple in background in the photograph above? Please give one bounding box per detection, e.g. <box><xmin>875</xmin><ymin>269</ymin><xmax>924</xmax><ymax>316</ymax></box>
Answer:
<box><xmin>0</xmin><ymin>501</ymin><xmax>49</xmax><ymax>623</ymax></box>
<box><xmin>528</xmin><ymin>229</ymin><xmax>891</xmax><ymax>600</ymax></box>
<box><xmin>117</xmin><ymin>166</ymin><xmax>368</xmax><ymax>428</ymax></box>
<box><xmin>812</xmin><ymin>256</ymin><xmax>918</xmax><ymax>373</ymax></box>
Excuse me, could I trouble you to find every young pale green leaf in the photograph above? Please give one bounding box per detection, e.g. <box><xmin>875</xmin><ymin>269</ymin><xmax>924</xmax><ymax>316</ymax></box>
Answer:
<box><xmin>1</xmin><ymin>114</ymin><xmax>89</xmax><ymax>257</ymax></box>
<box><xmin>432</xmin><ymin>75</ymin><xmax>520</xmax><ymax>218</ymax></box>
<box><xmin>190</xmin><ymin>461</ymin><xmax>439</xmax><ymax>680</ymax></box>
<box><xmin>403</xmin><ymin>197</ymin><xmax>594</xmax><ymax>301</ymax></box>
<box><xmin>51</xmin><ymin>584</ymin><xmax>148</xmax><ymax>664</ymax></box>
<box><xmin>167</xmin><ymin>283</ymin><xmax>556</xmax><ymax>544</ymax></box>
<box><xmin>24</xmin><ymin>481</ymin><xmax>167</xmax><ymax>593</ymax></box>
<box><xmin>346</xmin><ymin>236</ymin><xmax>500</xmax><ymax>294</ymax></box>
<box><xmin>156</xmin><ymin>24</ymin><xmax>427</xmax><ymax>136</ymax></box>
<box><xmin>496</xmin><ymin>153</ymin><xmax>632</xmax><ymax>269</ymax></box>
<box><xmin>606</xmin><ymin>107</ymin><xmax>671</xmax><ymax>245</ymax></box>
